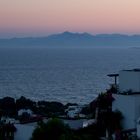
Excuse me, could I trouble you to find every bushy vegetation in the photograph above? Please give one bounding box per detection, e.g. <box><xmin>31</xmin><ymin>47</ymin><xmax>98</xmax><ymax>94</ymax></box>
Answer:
<box><xmin>0</xmin><ymin>96</ymin><xmax>66</xmax><ymax>118</ymax></box>
<box><xmin>81</xmin><ymin>92</ymin><xmax>123</xmax><ymax>138</ymax></box>
<box><xmin>94</xmin><ymin>92</ymin><xmax>123</xmax><ymax>138</ymax></box>
<box><xmin>0</xmin><ymin>92</ymin><xmax>123</xmax><ymax>140</ymax></box>
<box><xmin>31</xmin><ymin>118</ymin><xmax>100</xmax><ymax>140</ymax></box>
<box><xmin>37</xmin><ymin>101</ymin><xmax>65</xmax><ymax>117</ymax></box>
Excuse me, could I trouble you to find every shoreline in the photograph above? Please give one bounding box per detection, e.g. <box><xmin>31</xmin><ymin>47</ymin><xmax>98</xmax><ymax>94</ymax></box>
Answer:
<box><xmin>0</xmin><ymin>96</ymin><xmax>91</xmax><ymax>121</ymax></box>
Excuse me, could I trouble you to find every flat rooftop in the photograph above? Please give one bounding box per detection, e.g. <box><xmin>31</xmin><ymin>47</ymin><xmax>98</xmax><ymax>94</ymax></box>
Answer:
<box><xmin>107</xmin><ymin>74</ymin><xmax>119</xmax><ymax>77</ymax></box>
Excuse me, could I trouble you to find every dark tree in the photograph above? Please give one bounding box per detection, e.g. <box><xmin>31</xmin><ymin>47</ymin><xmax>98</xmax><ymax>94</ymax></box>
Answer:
<box><xmin>31</xmin><ymin>118</ymin><xmax>70</xmax><ymax>140</ymax></box>
<box><xmin>16</xmin><ymin>96</ymin><xmax>35</xmax><ymax>110</ymax></box>
<box><xmin>0</xmin><ymin>97</ymin><xmax>16</xmax><ymax>117</ymax></box>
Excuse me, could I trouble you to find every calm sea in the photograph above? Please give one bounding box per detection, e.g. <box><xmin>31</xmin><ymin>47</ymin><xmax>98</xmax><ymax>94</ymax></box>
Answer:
<box><xmin>0</xmin><ymin>47</ymin><xmax>140</xmax><ymax>104</ymax></box>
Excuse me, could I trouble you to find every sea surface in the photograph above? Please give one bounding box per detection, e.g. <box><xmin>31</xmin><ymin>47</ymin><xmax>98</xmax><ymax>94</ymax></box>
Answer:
<box><xmin>0</xmin><ymin>47</ymin><xmax>140</xmax><ymax>104</ymax></box>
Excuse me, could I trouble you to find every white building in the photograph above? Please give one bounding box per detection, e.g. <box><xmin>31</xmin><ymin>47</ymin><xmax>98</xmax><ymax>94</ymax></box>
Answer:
<box><xmin>119</xmin><ymin>69</ymin><xmax>140</xmax><ymax>93</ymax></box>
<box><xmin>112</xmin><ymin>94</ymin><xmax>140</xmax><ymax>129</ymax></box>
<box><xmin>18</xmin><ymin>109</ymin><xmax>33</xmax><ymax>116</ymax></box>
<box><xmin>137</xmin><ymin>118</ymin><xmax>140</xmax><ymax>138</ymax></box>
<box><xmin>15</xmin><ymin>123</ymin><xmax>36</xmax><ymax>140</ymax></box>
<box><xmin>65</xmin><ymin>105</ymin><xmax>82</xmax><ymax>118</ymax></box>
<box><xmin>111</xmin><ymin>69</ymin><xmax>140</xmax><ymax>130</ymax></box>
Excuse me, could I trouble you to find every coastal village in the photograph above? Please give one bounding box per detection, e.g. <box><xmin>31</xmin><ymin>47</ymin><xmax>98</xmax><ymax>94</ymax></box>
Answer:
<box><xmin>1</xmin><ymin>68</ymin><xmax>140</xmax><ymax>140</ymax></box>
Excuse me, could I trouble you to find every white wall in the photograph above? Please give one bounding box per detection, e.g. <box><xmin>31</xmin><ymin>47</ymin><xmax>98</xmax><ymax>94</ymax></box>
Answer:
<box><xmin>119</xmin><ymin>71</ymin><xmax>140</xmax><ymax>93</ymax></box>
<box><xmin>137</xmin><ymin>124</ymin><xmax>140</xmax><ymax>138</ymax></box>
<box><xmin>112</xmin><ymin>94</ymin><xmax>140</xmax><ymax>129</ymax></box>
<box><xmin>134</xmin><ymin>96</ymin><xmax>140</xmax><ymax>120</ymax></box>
<box><xmin>137</xmin><ymin>118</ymin><xmax>140</xmax><ymax>138</ymax></box>
<box><xmin>15</xmin><ymin>123</ymin><xmax>36</xmax><ymax>140</ymax></box>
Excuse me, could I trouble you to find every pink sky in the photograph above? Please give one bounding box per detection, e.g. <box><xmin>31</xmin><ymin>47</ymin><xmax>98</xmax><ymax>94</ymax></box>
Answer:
<box><xmin>0</xmin><ymin>0</ymin><xmax>140</xmax><ymax>37</ymax></box>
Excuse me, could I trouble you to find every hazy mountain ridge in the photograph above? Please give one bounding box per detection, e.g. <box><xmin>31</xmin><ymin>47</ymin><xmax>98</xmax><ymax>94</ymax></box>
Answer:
<box><xmin>0</xmin><ymin>31</ymin><xmax>140</xmax><ymax>47</ymax></box>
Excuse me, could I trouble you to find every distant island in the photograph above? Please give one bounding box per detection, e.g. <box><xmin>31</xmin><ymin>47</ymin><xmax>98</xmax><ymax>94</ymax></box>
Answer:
<box><xmin>1</xmin><ymin>31</ymin><xmax>140</xmax><ymax>47</ymax></box>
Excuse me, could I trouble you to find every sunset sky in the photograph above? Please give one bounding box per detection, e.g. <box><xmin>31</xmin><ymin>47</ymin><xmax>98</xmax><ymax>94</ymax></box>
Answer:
<box><xmin>0</xmin><ymin>0</ymin><xmax>140</xmax><ymax>38</ymax></box>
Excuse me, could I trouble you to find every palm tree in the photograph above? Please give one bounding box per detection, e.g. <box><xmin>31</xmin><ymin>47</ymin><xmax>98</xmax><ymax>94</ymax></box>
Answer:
<box><xmin>96</xmin><ymin>93</ymin><xmax>123</xmax><ymax>139</ymax></box>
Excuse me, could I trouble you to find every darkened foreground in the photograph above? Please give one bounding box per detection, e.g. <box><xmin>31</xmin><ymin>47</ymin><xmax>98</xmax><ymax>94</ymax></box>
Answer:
<box><xmin>0</xmin><ymin>92</ymin><xmax>124</xmax><ymax>140</ymax></box>
<box><xmin>31</xmin><ymin>118</ymin><xmax>100</xmax><ymax>140</ymax></box>
<box><xmin>30</xmin><ymin>91</ymin><xmax>124</xmax><ymax>140</ymax></box>
<box><xmin>0</xmin><ymin>96</ymin><xmax>66</xmax><ymax>119</ymax></box>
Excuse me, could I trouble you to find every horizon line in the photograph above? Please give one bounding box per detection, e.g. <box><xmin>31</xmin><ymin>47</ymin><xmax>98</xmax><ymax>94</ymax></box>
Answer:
<box><xmin>1</xmin><ymin>31</ymin><xmax>140</xmax><ymax>39</ymax></box>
